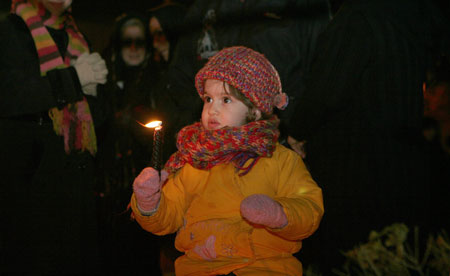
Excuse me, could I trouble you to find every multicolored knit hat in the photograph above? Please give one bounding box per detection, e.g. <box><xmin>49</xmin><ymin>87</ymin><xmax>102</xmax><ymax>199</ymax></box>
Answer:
<box><xmin>195</xmin><ymin>46</ymin><xmax>288</xmax><ymax>114</ymax></box>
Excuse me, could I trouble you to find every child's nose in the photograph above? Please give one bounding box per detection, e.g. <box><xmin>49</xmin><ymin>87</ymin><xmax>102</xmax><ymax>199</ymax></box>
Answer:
<box><xmin>209</xmin><ymin>102</ymin><xmax>220</xmax><ymax>115</ymax></box>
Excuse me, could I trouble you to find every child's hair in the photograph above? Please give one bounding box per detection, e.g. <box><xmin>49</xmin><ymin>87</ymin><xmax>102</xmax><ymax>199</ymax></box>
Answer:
<box><xmin>223</xmin><ymin>82</ymin><xmax>272</xmax><ymax>122</ymax></box>
<box><xmin>195</xmin><ymin>46</ymin><xmax>288</xmax><ymax>114</ymax></box>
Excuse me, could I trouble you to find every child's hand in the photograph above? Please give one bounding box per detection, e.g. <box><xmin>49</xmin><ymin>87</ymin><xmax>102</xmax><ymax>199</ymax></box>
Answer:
<box><xmin>133</xmin><ymin>168</ymin><xmax>169</xmax><ymax>213</ymax></box>
<box><xmin>240</xmin><ymin>194</ymin><xmax>288</xmax><ymax>229</ymax></box>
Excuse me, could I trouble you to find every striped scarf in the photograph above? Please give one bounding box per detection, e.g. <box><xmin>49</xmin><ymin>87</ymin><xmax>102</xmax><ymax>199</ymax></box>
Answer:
<box><xmin>11</xmin><ymin>0</ymin><xmax>97</xmax><ymax>155</ymax></box>
<box><xmin>164</xmin><ymin>117</ymin><xmax>280</xmax><ymax>176</ymax></box>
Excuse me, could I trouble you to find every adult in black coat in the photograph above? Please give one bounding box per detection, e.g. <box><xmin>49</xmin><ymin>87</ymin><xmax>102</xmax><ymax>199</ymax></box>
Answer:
<box><xmin>147</xmin><ymin>2</ymin><xmax>186</xmax><ymax>72</ymax></box>
<box><xmin>0</xmin><ymin>0</ymin><xmax>108</xmax><ymax>274</ymax></box>
<box><xmin>94</xmin><ymin>13</ymin><xmax>165</xmax><ymax>276</ymax></box>
<box><xmin>287</xmin><ymin>0</ymin><xmax>450</xmax><ymax>272</ymax></box>
<box><xmin>146</xmin><ymin>2</ymin><xmax>188</xmax><ymax>163</ymax></box>
<box><xmin>96</xmin><ymin>13</ymin><xmax>156</xmax><ymax>191</ymax></box>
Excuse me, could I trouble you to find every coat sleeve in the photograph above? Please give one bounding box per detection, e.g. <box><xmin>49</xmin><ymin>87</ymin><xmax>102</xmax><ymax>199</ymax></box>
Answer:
<box><xmin>0</xmin><ymin>15</ymin><xmax>83</xmax><ymax>117</ymax></box>
<box><xmin>270</xmin><ymin>146</ymin><xmax>324</xmax><ymax>240</ymax></box>
<box><xmin>130</xmin><ymin>166</ymin><xmax>192</xmax><ymax>235</ymax></box>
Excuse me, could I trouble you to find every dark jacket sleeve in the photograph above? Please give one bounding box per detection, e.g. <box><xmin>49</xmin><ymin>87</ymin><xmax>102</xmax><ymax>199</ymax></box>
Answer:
<box><xmin>0</xmin><ymin>14</ymin><xmax>83</xmax><ymax>117</ymax></box>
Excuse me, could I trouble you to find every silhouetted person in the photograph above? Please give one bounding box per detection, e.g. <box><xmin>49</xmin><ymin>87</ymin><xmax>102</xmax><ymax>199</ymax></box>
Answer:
<box><xmin>0</xmin><ymin>0</ymin><xmax>108</xmax><ymax>274</ymax></box>
<box><xmin>287</xmin><ymin>0</ymin><xmax>449</xmax><ymax>273</ymax></box>
<box><xmin>95</xmin><ymin>13</ymin><xmax>163</xmax><ymax>276</ymax></box>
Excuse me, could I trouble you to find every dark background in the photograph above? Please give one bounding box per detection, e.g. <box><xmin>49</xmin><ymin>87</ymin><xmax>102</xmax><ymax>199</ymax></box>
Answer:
<box><xmin>1</xmin><ymin>0</ymin><xmax>449</xmax><ymax>53</ymax></box>
<box><xmin>0</xmin><ymin>0</ymin><xmax>192</xmax><ymax>52</ymax></box>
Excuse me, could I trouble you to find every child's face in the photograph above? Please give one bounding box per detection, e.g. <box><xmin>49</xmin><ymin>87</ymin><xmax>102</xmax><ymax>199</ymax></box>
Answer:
<box><xmin>201</xmin><ymin>79</ymin><xmax>250</xmax><ymax>130</ymax></box>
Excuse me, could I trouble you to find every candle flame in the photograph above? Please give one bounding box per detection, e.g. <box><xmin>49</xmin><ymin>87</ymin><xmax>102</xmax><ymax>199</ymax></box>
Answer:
<box><xmin>143</xmin><ymin>120</ymin><xmax>162</xmax><ymax>129</ymax></box>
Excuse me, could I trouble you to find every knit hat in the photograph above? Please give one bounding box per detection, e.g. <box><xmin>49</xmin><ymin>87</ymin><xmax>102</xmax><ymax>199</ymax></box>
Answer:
<box><xmin>195</xmin><ymin>46</ymin><xmax>288</xmax><ymax>114</ymax></box>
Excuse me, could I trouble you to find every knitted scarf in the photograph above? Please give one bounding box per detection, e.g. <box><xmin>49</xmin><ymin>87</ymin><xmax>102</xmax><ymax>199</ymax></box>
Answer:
<box><xmin>11</xmin><ymin>0</ymin><xmax>97</xmax><ymax>155</ymax></box>
<box><xmin>164</xmin><ymin>117</ymin><xmax>280</xmax><ymax>176</ymax></box>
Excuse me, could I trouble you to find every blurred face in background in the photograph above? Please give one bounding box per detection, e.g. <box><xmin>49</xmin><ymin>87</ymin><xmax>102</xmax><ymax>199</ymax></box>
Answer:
<box><xmin>120</xmin><ymin>20</ymin><xmax>147</xmax><ymax>66</ymax></box>
<box><xmin>149</xmin><ymin>16</ymin><xmax>169</xmax><ymax>62</ymax></box>
<box><xmin>40</xmin><ymin>0</ymin><xmax>72</xmax><ymax>16</ymax></box>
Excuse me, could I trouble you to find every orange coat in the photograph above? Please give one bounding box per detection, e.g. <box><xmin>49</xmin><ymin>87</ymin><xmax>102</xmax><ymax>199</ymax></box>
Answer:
<box><xmin>130</xmin><ymin>144</ymin><xmax>323</xmax><ymax>275</ymax></box>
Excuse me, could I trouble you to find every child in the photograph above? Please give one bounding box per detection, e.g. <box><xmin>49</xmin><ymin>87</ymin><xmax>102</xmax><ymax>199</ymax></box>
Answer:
<box><xmin>130</xmin><ymin>46</ymin><xmax>323</xmax><ymax>275</ymax></box>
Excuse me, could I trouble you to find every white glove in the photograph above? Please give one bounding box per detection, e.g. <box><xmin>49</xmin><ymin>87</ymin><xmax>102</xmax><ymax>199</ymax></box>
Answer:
<box><xmin>74</xmin><ymin>52</ymin><xmax>108</xmax><ymax>86</ymax></box>
<box><xmin>82</xmin><ymin>83</ymin><xmax>98</xmax><ymax>97</ymax></box>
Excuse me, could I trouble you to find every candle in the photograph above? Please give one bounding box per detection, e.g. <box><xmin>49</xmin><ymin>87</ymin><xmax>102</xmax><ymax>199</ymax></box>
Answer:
<box><xmin>144</xmin><ymin>120</ymin><xmax>163</xmax><ymax>174</ymax></box>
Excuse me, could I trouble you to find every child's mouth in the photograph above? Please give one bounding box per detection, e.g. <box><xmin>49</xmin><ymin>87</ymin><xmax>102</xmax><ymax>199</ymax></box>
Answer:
<box><xmin>208</xmin><ymin>120</ymin><xmax>220</xmax><ymax>129</ymax></box>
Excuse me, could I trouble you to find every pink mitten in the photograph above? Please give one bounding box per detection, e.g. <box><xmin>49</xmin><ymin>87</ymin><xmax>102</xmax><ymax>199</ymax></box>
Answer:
<box><xmin>240</xmin><ymin>194</ymin><xmax>288</xmax><ymax>229</ymax></box>
<box><xmin>133</xmin><ymin>168</ymin><xmax>169</xmax><ymax>213</ymax></box>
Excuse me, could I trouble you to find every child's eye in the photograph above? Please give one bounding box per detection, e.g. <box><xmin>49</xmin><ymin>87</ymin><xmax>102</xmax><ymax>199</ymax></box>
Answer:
<box><xmin>223</xmin><ymin>97</ymin><xmax>231</xmax><ymax>104</ymax></box>
<box><xmin>203</xmin><ymin>96</ymin><xmax>212</xmax><ymax>103</ymax></box>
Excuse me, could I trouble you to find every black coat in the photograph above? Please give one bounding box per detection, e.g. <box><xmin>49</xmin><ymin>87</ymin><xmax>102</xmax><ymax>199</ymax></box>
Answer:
<box><xmin>0</xmin><ymin>14</ymin><xmax>102</xmax><ymax>274</ymax></box>
<box><xmin>288</xmin><ymin>0</ymin><xmax>449</xmax><ymax>271</ymax></box>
